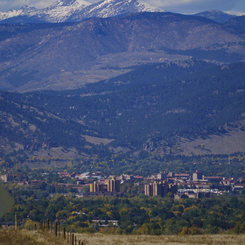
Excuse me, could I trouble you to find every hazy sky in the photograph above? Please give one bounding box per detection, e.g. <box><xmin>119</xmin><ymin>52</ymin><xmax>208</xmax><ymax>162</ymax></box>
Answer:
<box><xmin>0</xmin><ymin>0</ymin><xmax>245</xmax><ymax>15</ymax></box>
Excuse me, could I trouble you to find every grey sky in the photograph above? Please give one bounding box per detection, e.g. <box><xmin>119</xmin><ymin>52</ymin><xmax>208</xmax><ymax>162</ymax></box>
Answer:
<box><xmin>0</xmin><ymin>0</ymin><xmax>244</xmax><ymax>15</ymax></box>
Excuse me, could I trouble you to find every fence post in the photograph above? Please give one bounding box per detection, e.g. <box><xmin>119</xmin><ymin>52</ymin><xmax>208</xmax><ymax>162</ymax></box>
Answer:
<box><xmin>46</xmin><ymin>219</ymin><xmax>49</xmax><ymax>231</ymax></box>
<box><xmin>15</xmin><ymin>213</ymin><xmax>17</xmax><ymax>230</ymax></box>
<box><xmin>51</xmin><ymin>221</ymin><xmax>52</xmax><ymax>233</ymax></box>
<box><xmin>40</xmin><ymin>220</ymin><xmax>43</xmax><ymax>230</ymax></box>
<box><xmin>34</xmin><ymin>223</ymin><xmax>36</xmax><ymax>230</ymax></box>
<box><xmin>71</xmin><ymin>234</ymin><xmax>74</xmax><ymax>245</ymax></box>
<box><xmin>63</xmin><ymin>227</ymin><xmax>66</xmax><ymax>240</ymax></box>
<box><xmin>55</xmin><ymin>222</ymin><xmax>57</xmax><ymax>237</ymax></box>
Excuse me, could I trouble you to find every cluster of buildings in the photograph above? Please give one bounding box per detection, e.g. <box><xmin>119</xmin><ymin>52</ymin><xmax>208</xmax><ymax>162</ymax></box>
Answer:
<box><xmin>2</xmin><ymin>169</ymin><xmax>245</xmax><ymax>199</ymax></box>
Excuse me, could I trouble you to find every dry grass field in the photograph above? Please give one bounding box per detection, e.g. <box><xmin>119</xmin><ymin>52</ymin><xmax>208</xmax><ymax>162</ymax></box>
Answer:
<box><xmin>75</xmin><ymin>233</ymin><xmax>245</xmax><ymax>245</ymax></box>
<box><xmin>1</xmin><ymin>229</ymin><xmax>245</xmax><ymax>245</ymax></box>
<box><xmin>0</xmin><ymin>229</ymin><xmax>67</xmax><ymax>245</ymax></box>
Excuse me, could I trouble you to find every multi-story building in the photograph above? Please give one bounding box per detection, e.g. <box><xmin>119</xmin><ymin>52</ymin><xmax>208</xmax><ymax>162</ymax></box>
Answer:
<box><xmin>157</xmin><ymin>172</ymin><xmax>167</xmax><ymax>180</ymax></box>
<box><xmin>193</xmin><ymin>171</ymin><xmax>203</xmax><ymax>181</ymax></box>
<box><xmin>90</xmin><ymin>182</ymin><xmax>107</xmax><ymax>192</ymax></box>
<box><xmin>0</xmin><ymin>174</ymin><xmax>14</xmax><ymax>182</ymax></box>
<box><xmin>106</xmin><ymin>178</ymin><xmax>120</xmax><ymax>192</ymax></box>
<box><xmin>90</xmin><ymin>177</ymin><xmax>120</xmax><ymax>193</ymax></box>
<box><xmin>144</xmin><ymin>181</ymin><xmax>177</xmax><ymax>197</ymax></box>
<box><xmin>145</xmin><ymin>183</ymin><xmax>153</xmax><ymax>196</ymax></box>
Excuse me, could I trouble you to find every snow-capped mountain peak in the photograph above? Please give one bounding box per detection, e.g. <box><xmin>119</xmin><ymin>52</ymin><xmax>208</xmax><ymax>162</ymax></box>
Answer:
<box><xmin>67</xmin><ymin>0</ymin><xmax>164</xmax><ymax>21</ymax></box>
<box><xmin>49</xmin><ymin>0</ymin><xmax>90</xmax><ymax>8</ymax></box>
<box><xmin>0</xmin><ymin>6</ymin><xmax>37</xmax><ymax>21</ymax></box>
<box><xmin>90</xmin><ymin>0</ymin><xmax>163</xmax><ymax>15</ymax></box>
<box><xmin>44</xmin><ymin>0</ymin><xmax>91</xmax><ymax>22</ymax></box>
<box><xmin>0</xmin><ymin>0</ymin><xmax>164</xmax><ymax>23</ymax></box>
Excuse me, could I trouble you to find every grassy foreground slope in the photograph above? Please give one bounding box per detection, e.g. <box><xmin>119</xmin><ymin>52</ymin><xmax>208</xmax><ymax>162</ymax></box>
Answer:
<box><xmin>76</xmin><ymin>233</ymin><xmax>245</xmax><ymax>245</ymax></box>
<box><xmin>1</xmin><ymin>229</ymin><xmax>245</xmax><ymax>245</ymax></box>
<box><xmin>0</xmin><ymin>229</ymin><xmax>66</xmax><ymax>245</ymax></box>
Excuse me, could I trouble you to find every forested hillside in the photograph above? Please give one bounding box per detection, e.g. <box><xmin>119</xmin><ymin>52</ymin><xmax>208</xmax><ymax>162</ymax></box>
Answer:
<box><xmin>1</xmin><ymin>61</ymin><xmax>245</xmax><ymax>156</ymax></box>
<box><xmin>0</xmin><ymin>92</ymin><xmax>91</xmax><ymax>154</ymax></box>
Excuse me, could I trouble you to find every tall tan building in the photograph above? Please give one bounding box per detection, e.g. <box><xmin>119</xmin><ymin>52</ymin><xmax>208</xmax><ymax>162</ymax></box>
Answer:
<box><xmin>90</xmin><ymin>181</ymin><xmax>107</xmax><ymax>192</ymax></box>
<box><xmin>144</xmin><ymin>183</ymin><xmax>153</xmax><ymax>196</ymax></box>
<box><xmin>0</xmin><ymin>174</ymin><xmax>13</xmax><ymax>183</ymax></box>
<box><xmin>90</xmin><ymin>178</ymin><xmax>120</xmax><ymax>193</ymax></box>
<box><xmin>106</xmin><ymin>178</ymin><xmax>120</xmax><ymax>192</ymax></box>
<box><xmin>169</xmin><ymin>183</ymin><xmax>178</xmax><ymax>195</ymax></box>
<box><xmin>193</xmin><ymin>171</ymin><xmax>203</xmax><ymax>181</ymax></box>
<box><xmin>144</xmin><ymin>181</ymin><xmax>177</xmax><ymax>197</ymax></box>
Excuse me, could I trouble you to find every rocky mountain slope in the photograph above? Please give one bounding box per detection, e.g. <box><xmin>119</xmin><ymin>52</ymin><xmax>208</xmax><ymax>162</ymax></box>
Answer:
<box><xmin>0</xmin><ymin>0</ymin><xmax>162</xmax><ymax>23</ymax></box>
<box><xmin>0</xmin><ymin>12</ymin><xmax>244</xmax><ymax>92</ymax></box>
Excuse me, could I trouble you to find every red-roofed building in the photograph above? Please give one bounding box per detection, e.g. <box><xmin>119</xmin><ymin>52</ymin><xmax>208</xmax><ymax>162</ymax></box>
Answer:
<box><xmin>220</xmin><ymin>178</ymin><xmax>235</xmax><ymax>186</ymax></box>
<box><xmin>134</xmin><ymin>176</ymin><xmax>143</xmax><ymax>179</ymax></box>
<box><xmin>30</xmin><ymin>180</ymin><xmax>47</xmax><ymax>188</ymax></box>
<box><xmin>233</xmin><ymin>183</ymin><xmax>245</xmax><ymax>190</ymax></box>
<box><xmin>18</xmin><ymin>181</ymin><xmax>30</xmax><ymax>186</ymax></box>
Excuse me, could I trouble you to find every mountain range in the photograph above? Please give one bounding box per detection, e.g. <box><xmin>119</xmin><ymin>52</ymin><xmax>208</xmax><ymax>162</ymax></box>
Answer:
<box><xmin>0</xmin><ymin>0</ymin><xmax>239</xmax><ymax>24</ymax></box>
<box><xmin>1</xmin><ymin>1</ymin><xmax>245</xmax><ymax>157</ymax></box>
<box><xmin>0</xmin><ymin>11</ymin><xmax>245</xmax><ymax>92</ymax></box>
<box><xmin>0</xmin><ymin>0</ymin><xmax>163</xmax><ymax>23</ymax></box>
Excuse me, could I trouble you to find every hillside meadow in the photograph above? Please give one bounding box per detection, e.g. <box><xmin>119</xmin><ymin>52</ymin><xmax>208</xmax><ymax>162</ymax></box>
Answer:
<box><xmin>1</xmin><ymin>229</ymin><xmax>245</xmax><ymax>245</ymax></box>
